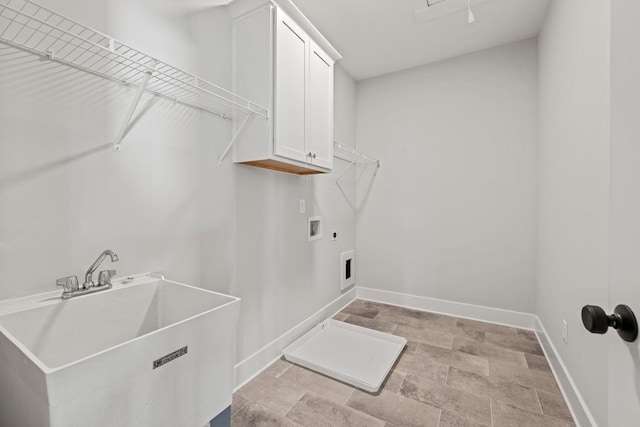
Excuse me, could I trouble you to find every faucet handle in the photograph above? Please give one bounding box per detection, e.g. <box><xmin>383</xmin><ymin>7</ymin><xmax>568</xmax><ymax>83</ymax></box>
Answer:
<box><xmin>56</xmin><ymin>276</ymin><xmax>79</xmax><ymax>293</ymax></box>
<box><xmin>97</xmin><ymin>270</ymin><xmax>116</xmax><ymax>286</ymax></box>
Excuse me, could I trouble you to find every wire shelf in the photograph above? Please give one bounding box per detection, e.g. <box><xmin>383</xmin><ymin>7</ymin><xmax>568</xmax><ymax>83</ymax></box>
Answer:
<box><xmin>333</xmin><ymin>141</ymin><xmax>380</xmax><ymax>166</ymax></box>
<box><xmin>0</xmin><ymin>0</ymin><xmax>269</xmax><ymax>121</ymax></box>
<box><xmin>333</xmin><ymin>140</ymin><xmax>380</xmax><ymax>185</ymax></box>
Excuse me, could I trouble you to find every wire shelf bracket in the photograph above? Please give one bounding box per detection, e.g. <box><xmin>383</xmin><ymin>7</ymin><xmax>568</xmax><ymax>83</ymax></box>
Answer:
<box><xmin>113</xmin><ymin>62</ymin><xmax>156</xmax><ymax>151</ymax></box>
<box><xmin>0</xmin><ymin>0</ymin><xmax>270</xmax><ymax>151</ymax></box>
<box><xmin>333</xmin><ymin>140</ymin><xmax>380</xmax><ymax>185</ymax></box>
<box><xmin>217</xmin><ymin>113</ymin><xmax>253</xmax><ymax>166</ymax></box>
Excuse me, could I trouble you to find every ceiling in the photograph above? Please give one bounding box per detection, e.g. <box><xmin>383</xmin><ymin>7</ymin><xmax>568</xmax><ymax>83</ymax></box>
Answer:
<box><xmin>290</xmin><ymin>0</ymin><xmax>550</xmax><ymax>81</ymax></box>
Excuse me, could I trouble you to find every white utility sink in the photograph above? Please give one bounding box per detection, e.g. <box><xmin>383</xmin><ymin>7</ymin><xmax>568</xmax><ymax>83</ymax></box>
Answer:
<box><xmin>0</xmin><ymin>273</ymin><xmax>240</xmax><ymax>427</ymax></box>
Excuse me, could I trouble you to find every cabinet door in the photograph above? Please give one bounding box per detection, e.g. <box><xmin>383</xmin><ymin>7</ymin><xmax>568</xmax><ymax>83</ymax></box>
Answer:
<box><xmin>306</xmin><ymin>42</ymin><xmax>334</xmax><ymax>169</ymax></box>
<box><xmin>274</xmin><ymin>9</ymin><xmax>308</xmax><ymax>163</ymax></box>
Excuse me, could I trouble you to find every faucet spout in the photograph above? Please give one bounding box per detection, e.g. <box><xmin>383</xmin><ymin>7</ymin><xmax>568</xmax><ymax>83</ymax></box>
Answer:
<box><xmin>84</xmin><ymin>249</ymin><xmax>119</xmax><ymax>288</ymax></box>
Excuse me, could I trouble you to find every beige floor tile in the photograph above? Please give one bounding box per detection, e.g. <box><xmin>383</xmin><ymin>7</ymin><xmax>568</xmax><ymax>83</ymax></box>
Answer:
<box><xmin>439</xmin><ymin>410</ymin><xmax>489</xmax><ymax>427</ymax></box>
<box><xmin>377</xmin><ymin>307</ymin><xmax>459</xmax><ymax>333</ymax></box>
<box><xmin>262</xmin><ymin>358</ymin><xmax>293</xmax><ymax>378</ymax></box>
<box><xmin>491</xmin><ymin>400</ymin><xmax>573</xmax><ymax>427</ymax></box>
<box><xmin>375</xmin><ymin>310</ymin><xmax>428</xmax><ymax>329</ymax></box>
<box><xmin>358</xmin><ymin>300</ymin><xmax>398</xmax><ymax>311</ymax></box>
<box><xmin>489</xmin><ymin>360</ymin><xmax>560</xmax><ymax>394</ymax></box>
<box><xmin>449</xmin><ymin>351</ymin><xmax>490</xmax><ymax>376</ymax></box>
<box><xmin>379</xmin><ymin>370</ymin><xmax>406</xmax><ymax>394</ymax></box>
<box><xmin>452</xmin><ymin>326</ymin><xmax>487</xmax><ymax>343</ymax></box>
<box><xmin>381</xmin><ymin>305</ymin><xmax>430</xmax><ymax>320</ymax></box>
<box><xmin>446</xmin><ymin>367</ymin><xmax>541</xmax><ymax>413</ymax></box>
<box><xmin>400</xmin><ymin>374</ymin><xmax>491</xmax><ymax>425</ymax></box>
<box><xmin>414</xmin><ymin>342</ymin><xmax>452</xmax><ymax>365</ymax></box>
<box><xmin>347</xmin><ymin>389</ymin><xmax>441</xmax><ymax>427</ymax></box>
<box><xmin>405</xmin><ymin>340</ymin><xmax>419</xmax><ymax>355</ymax></box>
<box><xmin>525</xmin><ymin>353</ymin><xmax>552</xmax><ymax>373</ymax></box>
<box><xmin>236</xmin><ymin>372</ymin><xmax>305</xmax><ymax>416</ymax></box>
<box><xmin>232</xmin><ymin>401</ymin><xmax>301</xmax><ymax>427</ymax></box>
<box><xmin>395</xmin><ymin>352</ymin><xmax>449</xmax><ymax>384</ymax></box>
<box><xmin>341</xmin><ymin>300</ymin><xmax>382</xmax><ymax>319</ymax></box>
<box><xmin>456</xmin><ymin>319</ymin><xmax>520</xmax><ymax>337</ymax></box>
<box><xmin>537</xmin><ymin>389</ymin><xmax>574</xmax><ymax>423</ymax></box>
<box><xmin>517</xmin><ymin>329</ymin><xmax>539</xmax><ymax>342</ymax></box>
<box><xmin>394</xmin><ymin>324</ymin><xmax>455</xmax><ymax>349</ymax></box>
<box><xmin>453</xmin><ymin>337</ymin><xmax>528</xmax><ymax>368</ymax></box>
<box><xmin>421</xmin><ymin>312</ymin><xmax>459</xmax><ymax>330</ymax></box>
<box><xmin>279</xmin><ymin>365</ymin><xmax>355</xmax><ymax>405</ymax></box>
<box><xmin>286</xmin><ymin>393</ymin><xmax>385</xmax><ymax>427</ymax></box>
<box><xmin>390</xmin><ymin>308</ymin><xmax>459</xmax><ymax>331</ymax></box>
<box><xmin>333</xmin><ymin>312</ymin><xmax>350</xmax><ymax>321</ymax></box>
<box><xmin>414</xmin><ymin>343</ymin><xmax>489</xmax><ymax>376</ymax></box>
<box><xmin>344</xmin><ymin>314</ymin><xmax>398</xmax><ymax>334</ymax></box>
<box><xmin>232</xmin><ymin>394</ymin><xmax>250</xmax><ymax>415</ymax></box>
<box><xmin>485</xmin><ymin>333</ymin><xmax>544</xmax><ymax>356</ymax></box>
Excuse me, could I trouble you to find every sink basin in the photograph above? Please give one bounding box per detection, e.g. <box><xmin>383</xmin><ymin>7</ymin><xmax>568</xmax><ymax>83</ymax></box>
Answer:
<box><xmin>0</xmin><ymin>273</ymin><xmax>240</xmax><ymax>427</ymax></box>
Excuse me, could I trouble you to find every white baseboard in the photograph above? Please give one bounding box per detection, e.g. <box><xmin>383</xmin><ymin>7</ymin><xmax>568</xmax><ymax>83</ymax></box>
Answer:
<box><xmin>233</xmin><ymin>288</ymin><xmax>356</xmax><ymax>391</ymax></box>
<box><xmin>535</xmin><ymin>318</ymin><xmax>597</xmax><ymax>427</ymax></box>
<box><xmin>356</xmin><ymin>286</ymin><xmax>537</xmax><ymax>330</ymax></box>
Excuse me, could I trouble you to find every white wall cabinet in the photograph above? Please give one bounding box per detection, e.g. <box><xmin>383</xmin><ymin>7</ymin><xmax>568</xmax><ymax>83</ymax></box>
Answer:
<box><xmin>230</xmin><ymin>0</ymin><xmax>341</xmax><ymax>175</ymax></box>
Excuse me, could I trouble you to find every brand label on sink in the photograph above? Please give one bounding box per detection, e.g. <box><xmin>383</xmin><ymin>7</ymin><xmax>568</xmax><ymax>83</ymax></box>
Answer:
<box><xmin>153</xmin><ymin>346</ymin><xmax>188</xmax><ymax>369</ymax></box>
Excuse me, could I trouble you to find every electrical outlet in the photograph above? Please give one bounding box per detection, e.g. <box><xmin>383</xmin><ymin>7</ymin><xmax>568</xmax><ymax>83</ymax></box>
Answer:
<box><xmin>331</xmin><ymin>229</ymin><xmax>337</xmax><ymax>241</ymax></box>
<box><xmin>562</xmin><ymin>319</ymin><xmax>568</xmax><ymax>343</ymax></box>
<box><xmin>299</xmin><ymin>199</ymin><xmax>305</xmax><ymax>214</ymax></box>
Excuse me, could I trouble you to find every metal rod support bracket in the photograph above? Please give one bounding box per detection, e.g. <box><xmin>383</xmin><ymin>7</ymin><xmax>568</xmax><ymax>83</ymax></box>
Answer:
<box><xmin>113</xmin><ymin>62</ymin><xmax>157</xmax><ymax>151</ymax></box>
<box><xmin>218</xmin><ymin>113</ymin><xmax>253</xmax><ymax>166</ymax></box>
<box><xmin>335</xmin><ymin>153</ymin><xmax>363</xmax><ymax>184</ymax></box>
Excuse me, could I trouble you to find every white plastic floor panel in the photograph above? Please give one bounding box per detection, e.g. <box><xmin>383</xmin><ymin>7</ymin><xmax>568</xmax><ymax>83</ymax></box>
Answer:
<box><xmin>282</xmin><ymin>319</ymin><xmax>407</xmax><ymax>392</ymax></box>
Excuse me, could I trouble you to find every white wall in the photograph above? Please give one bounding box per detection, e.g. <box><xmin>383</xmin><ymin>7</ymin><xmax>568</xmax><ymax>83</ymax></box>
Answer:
<box><xmin>355</xmin><ymin>39</ymin><xmax>538</xmax><ymax>313</ymax></box>
<box><xmin>0</xmin><ymin>0</ymin><xmax>356</xmax><ymax>378</ymax></box>
<box><xmin>537</xmin><ymin>0</ymin><xmax>611</xmax><ymax>425</ymax></box>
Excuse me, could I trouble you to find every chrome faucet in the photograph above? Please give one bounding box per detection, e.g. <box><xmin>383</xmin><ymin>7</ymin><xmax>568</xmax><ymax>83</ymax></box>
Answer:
<box><xmin>84</xmin><ymin>249</ymin><xmax>119</xmax><ymax>289</ymax></box>
<box><xmin>56</xmin><ymin>249</ymin><xmax>119</xmax><ymax>299</ymax></box>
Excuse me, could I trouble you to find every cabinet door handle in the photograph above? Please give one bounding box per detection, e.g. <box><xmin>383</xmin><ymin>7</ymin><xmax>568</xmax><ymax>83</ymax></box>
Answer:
<box><xmin>312</xmin><ymin>153</ymin><xmax>317</xmax><ymax>159</ymax></box>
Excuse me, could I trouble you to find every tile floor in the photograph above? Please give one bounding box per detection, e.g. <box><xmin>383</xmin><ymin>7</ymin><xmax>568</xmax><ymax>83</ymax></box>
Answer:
<box><xmin>231</xmin><ymin>300</ymin><xmax>575</xmax><ymax>427</ymax></box>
